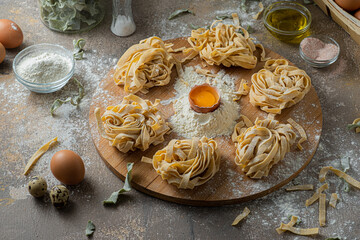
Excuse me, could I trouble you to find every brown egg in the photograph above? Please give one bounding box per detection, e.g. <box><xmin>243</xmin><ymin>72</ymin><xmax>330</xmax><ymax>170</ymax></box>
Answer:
<box><xmin>0</xmin><ymin>43</ymin><xmax>5</xmax><ymax>64</ymax></box>
<box><xmin>50</xmin><ymin>150</ymin><xmax>85</xmax><ymax>185</ymax></box>
<box><xmin>0</xmin><ymin>19</ymin><xmax>23</xmax><ymax>49</ymax></box>
<box><xmin>355</xmin><ymin>9</ymin><xmax>360</xmax><ymax>20</ymax></box>
<box><xmin>335</xmin><ymin>0</ymin><xmax>360</xmax><ymax>11</ymax></box>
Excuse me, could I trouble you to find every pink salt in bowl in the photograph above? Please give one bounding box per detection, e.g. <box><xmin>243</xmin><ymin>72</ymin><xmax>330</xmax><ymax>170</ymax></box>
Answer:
<box><xmin>299</xmin><ymin>35</ymin><xmax>340</xmax><ymax>68</ymax></box>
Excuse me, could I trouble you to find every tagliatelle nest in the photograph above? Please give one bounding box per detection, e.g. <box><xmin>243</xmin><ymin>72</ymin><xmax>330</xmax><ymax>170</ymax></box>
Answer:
<box><xmin>142</xmin><ymin>136</ymin><xmax>220</xmax><ymax>189</ymax></box>
<box><xmin>184</xmin><ymin>13</ymin><xmax>267</xmax><ymax>69</ymax></box>
<box><xmin>114</xmin><ymin>36</ymin><xmax>179</xmax><ymax>94</ymax></box>
<box><xmin>232</xmin><ymin>116</ymin><xmax>297</xmax><ymax>179</ymax></box>
<box><xmin>249</xmin><ymin>59</ymin><xmax>311</xmax><ymax>114</ymax></box>
<box><xmin>94</xmin><ymin>94</ymin><xmax>170</xmax><ymax>153</ymax></box>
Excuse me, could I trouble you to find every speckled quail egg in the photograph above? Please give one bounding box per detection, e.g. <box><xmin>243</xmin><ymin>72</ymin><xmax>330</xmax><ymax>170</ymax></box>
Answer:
<box><xmin>27</xmin><ymin>176</ymin><xmax>47</xmax><ymax>198</ymax></box>
<box><xmin>50</xmin><ymin>185</ymin><xmax>69</xmax><ymax>208</ymax></box>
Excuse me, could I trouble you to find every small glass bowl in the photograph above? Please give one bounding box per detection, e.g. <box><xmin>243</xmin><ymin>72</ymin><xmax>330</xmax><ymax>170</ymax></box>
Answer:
<box><xmin>299</xmin><ymin>35</ymin><xmax>340</xmax><ymax>68</ymax></box>
<box><xmin>13</xmin><ymin>43</ymin><xmax>75</xmax><ymax>93</ymax></box>
<box><xmin>263</xmin><ymin>1</ymin><xmax>312</xmax><ymax>43</ymax></box>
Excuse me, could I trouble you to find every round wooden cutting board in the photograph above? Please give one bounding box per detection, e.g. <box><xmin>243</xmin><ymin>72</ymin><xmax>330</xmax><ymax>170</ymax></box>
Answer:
<box><xmin>89</xmin><ymin>37</ymin><xmax>322</xmax><ymax>206</ymax></box>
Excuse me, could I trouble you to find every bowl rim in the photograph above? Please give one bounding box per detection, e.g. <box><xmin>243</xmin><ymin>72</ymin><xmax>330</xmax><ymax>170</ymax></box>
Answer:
<box><xmin>299</xmin><ymin>34</ymin><xmax>340</xmax><ymax>64</ymax></box>
<box><xmin>263</xmin><ymin>1</ymin><xmax>312</xmax><ymax>36</ymax></box>
<box><xmin>13</xmin><ymin>43</ymin><xmax>75</xmax><ymax>86</ymax></box>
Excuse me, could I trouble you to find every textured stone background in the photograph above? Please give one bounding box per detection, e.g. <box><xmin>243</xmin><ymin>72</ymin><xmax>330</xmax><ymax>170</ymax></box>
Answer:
<box><xmin>1</xmin><ymin>0</ymin><xmax>360</xmax><ymax>239</ymax></box>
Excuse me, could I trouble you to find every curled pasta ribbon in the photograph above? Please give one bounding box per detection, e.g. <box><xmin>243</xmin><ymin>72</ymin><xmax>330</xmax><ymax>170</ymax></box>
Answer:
<box><xmin>95</xmin><ymin>94</ymin><xmax>170</xmax><ymax>153</ymax></box>
<box><xmin>143</xmin><ymin>137</ymin><xmax>220</xmax><ymax>189</ymax></box>
<box><xmin>319</xmin><ymin>166</ymin><xmax>360</xmax><ymax>189</ymax></box>
<box><xmin>233</xmin><ymin>117</ymin><xmax>296</xmax><ymax>179</ymax></box>
<box><xmin>249</xmin><ymin>59</ymin><xmax>311</xmax><ymax>114</ymax></box>
<box><xmin>264</xmin><ymin>59</ymin><xmax>289</xmax><ymax>72</ymax></box>
<box><xmin>185</xmin><ymin>13</ymin><xmax>266</xmax><ymax>69</ymax></box>
<box><xmin>233</xmin><ymin>79</ymin><xmax>250</xmax><ymax>101</ymax></box>
<box><xmin>114</xmin><ymin>36</ymin><xmax>179</xmax><ymax>94</ymax></box>
<box><xmin>276</xmin><ymin>216</ymin><xmax>319</xmax><ymax>235</ymax></box>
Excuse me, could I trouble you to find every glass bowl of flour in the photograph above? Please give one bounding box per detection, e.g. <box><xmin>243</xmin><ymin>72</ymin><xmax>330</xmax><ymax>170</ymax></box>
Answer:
<box><xmin>13</xmin><ymin>43</ymin><xmax>75</xmax><ymax>93</ymax></box>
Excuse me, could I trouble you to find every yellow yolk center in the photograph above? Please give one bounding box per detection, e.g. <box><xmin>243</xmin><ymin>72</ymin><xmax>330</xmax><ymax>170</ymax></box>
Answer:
<box><xmin>192</xmin><ymin>89</ymin><xmax>217</xmax><ymax>107</ymax></box>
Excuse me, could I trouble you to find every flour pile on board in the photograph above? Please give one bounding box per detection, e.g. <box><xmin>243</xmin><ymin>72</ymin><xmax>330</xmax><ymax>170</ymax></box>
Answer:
<box><xmin>169</xmin><ymin>66</ymin><xmax>240</xmax><ymax>138</ymax></box>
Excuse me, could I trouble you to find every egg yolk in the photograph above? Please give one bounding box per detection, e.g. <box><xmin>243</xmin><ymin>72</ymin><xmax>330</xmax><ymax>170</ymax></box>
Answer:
<box><xmin>192</xmin><ymin>89</ymin><xmax>217</xmax><ymax>107</ymax></box>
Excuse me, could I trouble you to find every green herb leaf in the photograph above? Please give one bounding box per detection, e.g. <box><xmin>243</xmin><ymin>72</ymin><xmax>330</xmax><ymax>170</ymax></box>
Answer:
<box><xmin>240</xmin><ymin>0</ymin><xmax>247</xmax><ymax>13</ymax></box>
<box><xmin>343</xmin><ymin>181</ymin><xmax>350</xmax><ymax>192</ymax></box>
<box><xmin>347</xmin><ymin>122</ymin><xmax>360</xmax><ymax>130</ymax></box>
<box><xmin>340</xmin><ymin>157</ymin><xmax>350</xmax><ymax>173</ymax></box>
<box><xmin>216</xmin><ymin>15</ymin><xmax>232</xmax><ymax>20</ymax></box>
<box><xmin>73</xmin><ymin>38</ymin><xmax>86</xmax><ymax>60</ymax></box>
<box><xmin>303</xmin><ymin>0</ymin><xmax>313</xmax><ymax>4</ymax></box>
<box><xmin>50</xmin><ymin>78</ymin><xmax>85</xmax><ymax>115</ymax></box>
<box><xmin>168</xmin><ymin>9</ymin><xmax>194</xmax><ymax>20</ymax></box>
<box><xmin>189</xmin><ymin>23</ymin><xmax>201</xmax><ymax>30</ymax></box>
<box><xmin>246</xmin><ymin>25</ymin><xmax>253</xmax><ymax>34</ymax></box>
<box><xmin>74</xmin><ymin>38</ymin><xmax>86</xmax><ymax>50</ymax></box>
<box><xmin>85</xmin><ymin>220</ymin><xmax>95</xmax><ymax>237</ymax></box>
<box><xmin>340</xmin><ymin>157</ymin><xmax>351</xmax><ymax>192</ymax></box>
<box><xmin>325</xmin><ymin>238</ymin><xmax>341</xmax><ymax>240</ymax></box>
<box><xmin>103</xmin><ymin>163</ymin><xmax>134</xmax><ymax>205</ymax></box>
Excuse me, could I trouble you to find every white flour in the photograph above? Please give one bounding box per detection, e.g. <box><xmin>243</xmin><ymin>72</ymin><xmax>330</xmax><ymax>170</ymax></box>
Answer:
<box><xmin>16</xmin><ymin>52</ymin><xmax>72</xmax><ymax>83</ymax></box>
<box><xmin>168</xmin><ymin>66</ymin><xmax>240</xmax><ymax>138</ymax></box>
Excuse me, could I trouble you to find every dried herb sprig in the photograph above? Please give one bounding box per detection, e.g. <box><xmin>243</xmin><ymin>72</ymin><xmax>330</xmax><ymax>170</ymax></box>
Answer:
<box><xmin>85</xmin><ymin>220</ymin><xmax>95</xmax><ymax>237</ymax></box>
<box><xmin>341</xmin><ymin>157</ymin><xmax>351</xmax><ymax>192</ymax></box>
<box><xmin>347</xmin><ymin>121</ymin><xmax>360</xmax><ymax>130</ymax></box>
<box><xmin>73</xmin><ymin>38</ymin><xmax>86</xmax><ymax>60</ymax></box>
<box><xmin>103</xmin><ymin>163</ymin><xmax>134</xmax><ymax>205</ymax></box>
<box><xmin>168</xmin><ymin>9</ymin><xmax>194</xmax><ymax>20</ymax></box>
<box><xmin>50</xmin><ymin>78</ymin><xmax>84</xmax><ymax>115</ymax></box>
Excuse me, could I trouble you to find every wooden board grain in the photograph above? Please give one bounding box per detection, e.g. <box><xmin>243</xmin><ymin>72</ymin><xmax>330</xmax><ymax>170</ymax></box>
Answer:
<box><xmin>89</xmin><ymin>37</ymin><xmax>322</xmax><ymax>206</ymax></box>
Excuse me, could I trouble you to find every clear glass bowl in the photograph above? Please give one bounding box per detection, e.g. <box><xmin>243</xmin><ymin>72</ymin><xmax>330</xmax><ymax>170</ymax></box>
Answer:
<box><xmin>299</xmin><ymin>35</ymin><xmax>340</xmax><ymax>68</ymax></box>
<box><xmin>13</xmin><ymin>44</ymin><xmax>75</xmax><ymax>93</ymax></box>
<box><xmin>263</xmin><ymin>1</ymin><xmax>312</xmax><ymax>43</ymax></box>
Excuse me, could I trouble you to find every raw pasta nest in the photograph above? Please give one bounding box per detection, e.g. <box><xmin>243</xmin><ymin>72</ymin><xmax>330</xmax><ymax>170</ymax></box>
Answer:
<box><xmin>249</xmin><ymin>59</ymin><xmax>311</xmax><ymax>114</ymax></box>
<box><xmin>185</xmin><ymin>13</ymin><xmax>267</xmax><ymax>69</ymax></box>
<box><xmin>146</xmin><ymin>136</ymin><xmax>220</xmax><ymax>189</ymax></box>
<box><xmin>94</xmin><ymin>94</ymin><xmax>170</xmax><ymax>153</ymax></box>
<box><xmin>114</xmin><ymin>36</ymin><xmax>178</xmax><ymax>94</ymax></box>
<box><xmin>232</xmin><ymin>116</ymin><xmax>296</xmax><ymax>179</ymax></box>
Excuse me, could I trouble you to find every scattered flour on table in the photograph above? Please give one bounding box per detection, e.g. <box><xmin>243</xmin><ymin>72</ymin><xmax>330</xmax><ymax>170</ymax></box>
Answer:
<box><xmin>1</xmin><ymin>50</ymin><xmax>116</xmax><ymax>197</ymax></box>
<box><xmin>9</xmin><ymin>185</ymin><xmax>29</xmax><ymax>200</ymax></box>
<box><xmin>168</xmin><ymin>66</ymin><xmax>240</xmax><ymax>138</ymax></box>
